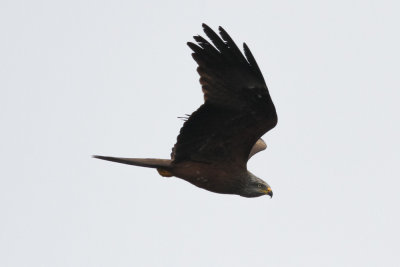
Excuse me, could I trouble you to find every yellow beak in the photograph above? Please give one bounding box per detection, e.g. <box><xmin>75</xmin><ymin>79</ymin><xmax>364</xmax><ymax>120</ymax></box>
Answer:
<box><xmin>264</xmin><ymin>187</ymin><xmax>273</xmax><ymax>198</ymax></box>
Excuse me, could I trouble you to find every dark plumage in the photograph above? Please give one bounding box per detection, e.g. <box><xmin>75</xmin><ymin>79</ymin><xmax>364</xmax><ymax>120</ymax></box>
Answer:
<box><xmin>94</xmin><ymin>24</ymin><xmax>277</xmax><ymax>198</ymax></box>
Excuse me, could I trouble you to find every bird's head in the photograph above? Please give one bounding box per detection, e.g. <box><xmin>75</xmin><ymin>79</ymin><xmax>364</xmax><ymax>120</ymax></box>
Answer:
<box><xmin>241</xmin><ymin>172</ymin><xmax>273</xmax><ymax>198</ymax></box>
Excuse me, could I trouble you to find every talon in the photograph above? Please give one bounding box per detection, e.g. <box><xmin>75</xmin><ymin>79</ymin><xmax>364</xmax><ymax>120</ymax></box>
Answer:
<box><xmin>157</xmin><ymin>168</ymin><xmax>173</xmax><ymax>177</ymax></box>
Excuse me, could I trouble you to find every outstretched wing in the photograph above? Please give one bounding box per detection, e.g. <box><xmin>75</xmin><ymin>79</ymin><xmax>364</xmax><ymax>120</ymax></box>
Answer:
<box><xmin>171</xmin><ymin>24</ymin><xmax>277</xmax><ymax>166</ymax></box>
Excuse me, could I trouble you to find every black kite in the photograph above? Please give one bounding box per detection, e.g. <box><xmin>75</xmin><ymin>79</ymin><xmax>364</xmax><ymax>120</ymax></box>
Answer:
<box><xmin>94</xmin><ymin>24</ymin><xmax>278</xmax><ymax>198</ymax></box>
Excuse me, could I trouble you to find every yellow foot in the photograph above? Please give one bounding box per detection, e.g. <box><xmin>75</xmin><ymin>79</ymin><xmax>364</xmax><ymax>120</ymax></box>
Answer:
<box><xmin>157</xmin><ymin>168</ymin><xmax>173</xmax><ymax>177</ymax></box>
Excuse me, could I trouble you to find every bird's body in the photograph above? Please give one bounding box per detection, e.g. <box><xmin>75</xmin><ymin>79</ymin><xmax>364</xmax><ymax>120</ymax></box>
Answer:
<box><xmin>163</xmin><ymin>161</ymin><xmax>245</xmax><ymax>194</ymax></box>
<box><xmin>94</xmin><ymin>24</ymin><xmax>277</xmax><ymax>198</ymax></box>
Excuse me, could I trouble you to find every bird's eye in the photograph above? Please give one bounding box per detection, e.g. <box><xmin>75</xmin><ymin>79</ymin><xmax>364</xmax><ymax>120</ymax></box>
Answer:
<box><xmin>258</xmin><ymin>184</ymin><xmax>261</xmax><ymax>188</ymax></box>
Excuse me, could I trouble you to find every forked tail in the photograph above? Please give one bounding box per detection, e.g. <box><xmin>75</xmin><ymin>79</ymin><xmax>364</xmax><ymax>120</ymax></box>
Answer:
<box><xmin>93</xmin><ymin>155</ymin><xmax>172</xmax><ymax>169</ymax></box>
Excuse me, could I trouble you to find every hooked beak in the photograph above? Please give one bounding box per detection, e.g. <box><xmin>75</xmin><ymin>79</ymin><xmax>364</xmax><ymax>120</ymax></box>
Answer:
<box><xmin>266</xmin><ymin>187</ymin><xmax>273</xmax><ymax>198</ymax></box>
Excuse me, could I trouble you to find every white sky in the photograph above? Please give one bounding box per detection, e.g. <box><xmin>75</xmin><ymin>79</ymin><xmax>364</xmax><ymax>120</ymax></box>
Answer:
<box><xmin>1</xmin><ymin>0</ymin><xmax>400</xmax><ymax>266</ymax></box>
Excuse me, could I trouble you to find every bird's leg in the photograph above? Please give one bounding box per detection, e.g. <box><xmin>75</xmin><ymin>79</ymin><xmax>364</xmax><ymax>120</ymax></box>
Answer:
<box><xmin>157</xmin><ymin>168</ymin><xmax>173</xmax><ymax>177</ymax></box>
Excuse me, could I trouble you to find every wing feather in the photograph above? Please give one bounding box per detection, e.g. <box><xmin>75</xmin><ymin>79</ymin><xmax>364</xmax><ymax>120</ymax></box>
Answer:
<box><xmin>243</xmin><ymin>42</ymin><xmax>265</xmax><ymax>84</ymax></box>
<box><xmin>218</xmin><ymin>26</ymin><xmax>248</xmax><ymax>65</ymax></box>
<box><xmin>172</xmin><ymin>24</ymin><xmax>277</xmax><ymax>165</ymax></box>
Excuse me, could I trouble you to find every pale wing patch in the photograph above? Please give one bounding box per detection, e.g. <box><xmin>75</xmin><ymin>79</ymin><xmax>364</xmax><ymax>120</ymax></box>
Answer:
<box><xmin>248</xmin><ymin>138</ymin><xmax>267</xmax><ymax>159</ymax></box>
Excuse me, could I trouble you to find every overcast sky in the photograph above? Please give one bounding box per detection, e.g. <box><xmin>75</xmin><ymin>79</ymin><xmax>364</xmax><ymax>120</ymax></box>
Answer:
<box><xmin>1</xmin><ymin>0</ymin><xmax>400</xmax><ymax>266</ymax></box>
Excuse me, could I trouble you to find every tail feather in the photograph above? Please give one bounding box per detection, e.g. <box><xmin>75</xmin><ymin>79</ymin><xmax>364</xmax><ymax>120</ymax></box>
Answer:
<box><xmin>93</xmin><ymin>155</ymin><xmax>172</xmax><ymax>169</ymax></box>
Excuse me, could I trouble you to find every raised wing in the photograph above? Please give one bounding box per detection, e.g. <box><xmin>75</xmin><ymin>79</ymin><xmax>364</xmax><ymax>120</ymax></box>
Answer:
<box><xmin>171</xmin><ymin>24</ymin><xmax>277</xmax><ymax>166</ymax></box>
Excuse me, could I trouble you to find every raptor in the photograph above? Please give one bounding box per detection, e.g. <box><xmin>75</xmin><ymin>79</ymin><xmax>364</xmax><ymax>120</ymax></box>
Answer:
<box><xmin>94</xmin><ymin>24</ymin><xmax>278</xmax><ymax>198</ymax></box>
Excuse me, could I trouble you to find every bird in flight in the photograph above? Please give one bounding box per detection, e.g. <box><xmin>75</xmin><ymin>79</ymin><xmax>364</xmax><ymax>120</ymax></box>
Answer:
<box><xmin>94</xmin><ymin>24</ymin><xmax>278</xmax><ymax>198</ymax></box>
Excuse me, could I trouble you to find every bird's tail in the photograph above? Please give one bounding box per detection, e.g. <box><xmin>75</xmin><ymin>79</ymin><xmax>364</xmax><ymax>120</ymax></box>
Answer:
<box><xmin>93</xmin><ymin>155</ymin><xmax>173</xmax><ymax>177</ymax></box>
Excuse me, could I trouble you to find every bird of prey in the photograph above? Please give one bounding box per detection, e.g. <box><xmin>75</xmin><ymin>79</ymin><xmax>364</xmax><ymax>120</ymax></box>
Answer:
<box><xmin>94</xmin><ymin>24</ymin><xmax>278</xmax><ymax>198</ymax></box>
